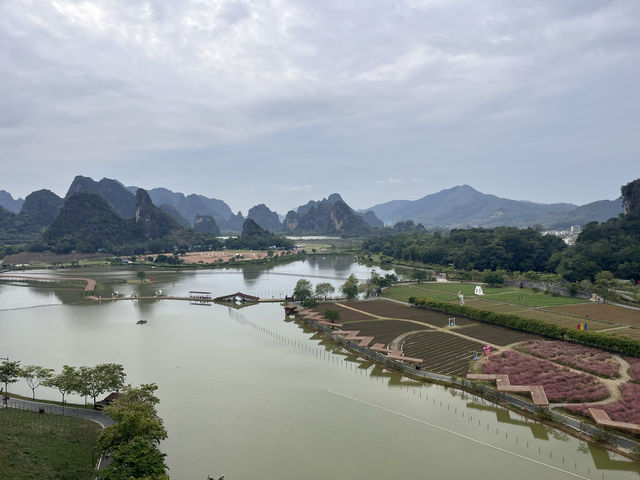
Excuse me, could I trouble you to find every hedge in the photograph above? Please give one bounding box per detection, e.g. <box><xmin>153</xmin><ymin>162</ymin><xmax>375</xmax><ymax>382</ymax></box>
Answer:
<box><xmin>408</xmin><ymin>297</ymin><xmax>640</xmax><ymax>357</ymax></box>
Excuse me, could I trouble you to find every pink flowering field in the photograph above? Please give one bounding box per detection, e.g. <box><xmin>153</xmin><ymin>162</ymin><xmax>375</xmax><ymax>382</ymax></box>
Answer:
<box><xmin>483</xmin><ymin>350</ymin><xmax>609</xmax><ymax>403</ymax></box>
<box><xmin>568</xmin><ymin>383</ymin><xmax>640</xmax><ymax>424</ymax></box>
<box><xmin>625</xmin><ymin>356</ymin><xmax>640</xmax><ymax>382</ymax></box>
<box><xmin>517</xmin><ymin>340</ymin><xmax>619</xmax><ymax>378</ymax></box>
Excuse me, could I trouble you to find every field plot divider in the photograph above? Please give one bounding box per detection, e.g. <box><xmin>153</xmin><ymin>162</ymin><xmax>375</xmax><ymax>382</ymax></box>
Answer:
<box><xmin>298</xmin><ymin>312</ymin><xmax>640</xmax><ymax>453</ymax></box>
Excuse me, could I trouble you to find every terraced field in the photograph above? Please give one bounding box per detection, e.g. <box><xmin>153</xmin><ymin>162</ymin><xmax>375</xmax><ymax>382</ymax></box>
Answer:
<box><xmin>455</xmin><ymin>323</ymin><xmax>541</xmax><ymax>346</ymax></box>
<box><xmin>345</xmin><ymin>299</ymin><xmax>474</xmax><ymax>327</ymax></box>
<box><xmin>610</xmin><ymin>328</ymin><xmax>640</xmax><ymax>341</ymax></box>
<box><xmin>549</xmin><ymin>303</ymin><xmax>640</xmax><ymax>327</ymax></box>
<box><xmin>315</xmin><ymin>302</ymin><xmax>376</xmax><ymax>322</ymax></box>
<box><xmin>384</xmin><ymin>284</ymin><xmax>640</xmax><ymax>339</ymax></box>
<box><xmin>341</xmin><ymin>319</ymin><xmax>433</xmax><ymax>346</ymax></box>
<box><xmin>401</xmin><ymin>331</ymin><xmax>484</xmax><ymax>376</ymax></box>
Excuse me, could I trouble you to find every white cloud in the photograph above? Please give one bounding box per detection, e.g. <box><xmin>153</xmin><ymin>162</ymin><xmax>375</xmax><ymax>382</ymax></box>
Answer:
<box><xmin>280</xmin><ymin>184</ymin><xmax>312</xmax><ymax>192</ymax></box>
<box><xmin>0</xmin><ymin>0</ymin><xmax>638</xmax><ymax>208</ymax></box>
<box><xmin>375</xmin><ymin>177</ymin><xmax>404</xmax><ymax>185</ymax></box>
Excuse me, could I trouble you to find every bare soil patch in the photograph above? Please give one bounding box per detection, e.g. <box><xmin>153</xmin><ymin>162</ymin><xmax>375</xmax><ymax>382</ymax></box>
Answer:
<box><xmin>341</xmin><ymin>319</ymin><xmax>432</xmax><ymax>346</ymax></box>
<box><xmin>316</xmin><ymin>302</ymin><xmax>377</xmax><ymax>322</ymax></box>
<box><xmin>168</xmin><ymin>250</ymin><xmax>271</xmax><ymax>264</ymax></box>
<box><xmin>548</xmin><ymin>303</ymin><xmax>640</xmax><ymax>327</ymax></box>
<box><xmin>348</xmin><ymin>299</ymin><xmax>473</xmax><ymax>327</ymax></box>
<box><xmin>455</xmin><ymin>323</ymin><xmax>541</xmax><ymax>346</ymax></box>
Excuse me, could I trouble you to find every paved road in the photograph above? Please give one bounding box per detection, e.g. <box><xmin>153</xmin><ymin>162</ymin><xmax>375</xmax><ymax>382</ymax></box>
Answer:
<box><xmin>5</xmin><ymin>396</ymin><xmax>115</xmax><ymax>427</ymax></box>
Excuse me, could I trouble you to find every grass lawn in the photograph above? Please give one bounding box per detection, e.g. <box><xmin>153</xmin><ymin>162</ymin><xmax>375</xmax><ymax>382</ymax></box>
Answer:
<box><xmin>0</xmin><ymin>408</ymin><xmax>101</xmax><ymax>480</ymax></box>
<box><xmin>385</xmin><ymin>283</ymin><xmax>584</xmax><ymax>307</ymax></box>
<box><xmin>383</xmin><ymin>283</ymin><xmax>623</xmax><ymax>334</ymax></box>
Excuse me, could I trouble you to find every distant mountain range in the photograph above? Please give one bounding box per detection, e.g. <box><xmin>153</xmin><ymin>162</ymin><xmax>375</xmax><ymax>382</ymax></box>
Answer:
<box><xmin>363</xmin><ymin>185</ymin><xmax>622</xmax><ymax>229</ymax></box>
<box><xmin>284</xmin><ymin>193</ymin><xmax>379</xmax><ymax>235</ymax></box>
<box><xmin>0</xmin><ymin>190</ymin><xmax>24</xmax><ymax>213</ymax></box>
<box><xmin>0</xmin><ymin>178</ymin><xmax>626</xmax><ymax>251</ymax></box>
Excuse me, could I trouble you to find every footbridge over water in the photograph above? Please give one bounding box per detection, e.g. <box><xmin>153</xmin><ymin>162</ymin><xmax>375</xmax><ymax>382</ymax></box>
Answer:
<box><xmin>202</xmin><ymin>271</ymin><xmax>365</xmax><ymax>282</ymax></box>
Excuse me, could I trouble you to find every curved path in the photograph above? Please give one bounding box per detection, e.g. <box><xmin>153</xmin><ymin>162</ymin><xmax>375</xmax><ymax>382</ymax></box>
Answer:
<box><xmin>346</xmin><ymin>298</ymin><xmax>635</xmax><ymax>411</ymax></box>
<box><xmin>5</xmin><ymin>396</ymin><xmax>114</xmax><ymax>427</ymax></box>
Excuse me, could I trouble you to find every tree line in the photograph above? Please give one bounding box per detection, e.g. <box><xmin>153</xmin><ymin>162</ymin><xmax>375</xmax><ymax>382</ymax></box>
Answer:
<box><xmin>362</xmin><ymin>226</ymin><xmax>567</xmax><ymax>274</ymax></box>
<box><xmin>0</xmin><ymin>359</ymin><xmax>171</xmax><ymax>479</ymax></box>
<box><xmin>292</xmin><ymin>270</ymin><xmax>398</xmax><ymax>306</ymax></box>
<box><xmin>0</xmin><ymin>360</ymin><xmax>125</xmax><ymax>407</ymax></box>
<box><xmin>361</xmin><ymin>217</ymin><xmax>640</xmax><ymax>284</ymax></box>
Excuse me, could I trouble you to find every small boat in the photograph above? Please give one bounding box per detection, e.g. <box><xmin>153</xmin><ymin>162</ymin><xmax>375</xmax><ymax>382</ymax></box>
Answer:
<box><xmin>136</xmin><ymin>320</ymin><xmax>147</xmax><ymax>325</ymax></box>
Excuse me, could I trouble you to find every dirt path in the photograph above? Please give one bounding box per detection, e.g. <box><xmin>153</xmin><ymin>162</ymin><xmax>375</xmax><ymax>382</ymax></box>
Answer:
<box><xmin>339</xmin><ymin>301</ymin><xmax>504</xmax><ymax>350</ymax></box>
<box><xmin>341</xmin><ymin>298</ymin><xmax>633</xmax><ymax>407</ymax></box>
<box><xmin>551</xmin><ymin>355</ymin><xmax>631</xmax><ymax>408</ymax></box>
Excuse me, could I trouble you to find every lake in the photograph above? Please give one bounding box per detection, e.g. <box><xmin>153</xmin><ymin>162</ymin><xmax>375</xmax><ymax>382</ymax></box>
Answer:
<box><xmin>1</xmin><ymin>256</ymin><xmax>638</xmax><ymax>479</ymax></box>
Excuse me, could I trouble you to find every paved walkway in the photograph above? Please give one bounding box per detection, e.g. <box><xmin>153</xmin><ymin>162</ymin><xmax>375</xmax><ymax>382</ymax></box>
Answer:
<box><xmin>5</xmin><ymin>396</ymin><xmax>115</xmax><ymax>427</ymax></box>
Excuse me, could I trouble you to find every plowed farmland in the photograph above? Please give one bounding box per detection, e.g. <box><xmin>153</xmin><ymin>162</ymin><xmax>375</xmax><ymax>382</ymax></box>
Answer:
<box><xmin>315</xmin><ymin>302</ymin><xmax>376</xmax><ymax>322</ymax></box>
<box><xmin>341</xmin><ymin>319</ymin><xmax>433</xmax><ymax>346</ymax></box>
<box><xmin>455</xmin><ymin>323</ymin><xmax>541</xmax><ymax>346</ymax></box>
<box><xmin>344</xmin><ymin>299</ymin><xmax>473</xmax><ymax>327</ymax></box>
<box><xmin>549</xmin><ymin>303</ymin><xmax>640</xmax><ymax>327</ymax></box>
<box><xmin>402</xmin><ymin>331</ymin><xmax>484</xmax><ymax>376</ymax></box>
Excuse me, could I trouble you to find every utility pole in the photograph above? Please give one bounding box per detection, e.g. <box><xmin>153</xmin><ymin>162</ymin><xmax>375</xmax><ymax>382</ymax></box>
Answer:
<box><xmin>0</xmin><ymin>356</ymin><xmax>8</xmax><ymax>407</ymax></box>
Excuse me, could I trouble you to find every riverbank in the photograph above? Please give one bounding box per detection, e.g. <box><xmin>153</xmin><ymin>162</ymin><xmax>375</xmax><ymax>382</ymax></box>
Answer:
<box><xmin>296</xmin><ymin>300</ymin><xmax>640</xmax><ymax>461</ymax></box>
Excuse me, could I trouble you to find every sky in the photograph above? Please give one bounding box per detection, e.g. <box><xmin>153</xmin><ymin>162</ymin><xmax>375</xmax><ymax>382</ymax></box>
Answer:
<box><xmin>1</xmin><ymin>0</ymin><xmax>638</xmax><ymax>214</ymax></box>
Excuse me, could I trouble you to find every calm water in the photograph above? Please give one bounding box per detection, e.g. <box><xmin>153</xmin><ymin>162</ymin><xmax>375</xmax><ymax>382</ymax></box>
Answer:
<box><xmin>1</xmin><ymin>256</ymin><xmax>638</xmax><ymax>479</ymax></box>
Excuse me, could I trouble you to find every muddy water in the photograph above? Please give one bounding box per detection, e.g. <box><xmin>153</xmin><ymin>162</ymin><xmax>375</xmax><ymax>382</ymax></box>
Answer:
<box><xmin>1</xmin><ymin>257</ymin><xmax>638</xmax><ymax>479</ymax></box>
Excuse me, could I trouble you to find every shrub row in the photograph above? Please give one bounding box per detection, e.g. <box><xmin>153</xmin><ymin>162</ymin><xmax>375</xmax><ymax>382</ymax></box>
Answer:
<box><xmin>408</xmin><ymin>297</ymin><xmax>640</xmax><ymax>357</ymax></box>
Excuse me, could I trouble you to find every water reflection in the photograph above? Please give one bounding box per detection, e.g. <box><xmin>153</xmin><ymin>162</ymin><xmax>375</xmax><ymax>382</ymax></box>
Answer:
<box><xmin>467</xmin><ymin>401</ymin><xmax>550</xmax><ymax>440</ymax></box>
<box><xmin>3</xmin><ymin>261</ymin><xmax>640</xmax><ymax>479</ymax></box>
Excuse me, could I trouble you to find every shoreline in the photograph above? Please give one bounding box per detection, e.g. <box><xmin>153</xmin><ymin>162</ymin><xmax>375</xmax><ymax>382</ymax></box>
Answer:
<box><xmin>295</xmin><ymin>305</ymin><xmax>640</xmax><ymax>462</ymax></box>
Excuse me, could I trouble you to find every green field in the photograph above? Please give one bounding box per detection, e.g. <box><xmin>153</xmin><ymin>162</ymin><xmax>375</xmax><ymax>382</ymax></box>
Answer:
<box><xmin>383</xmin><ymin>283</ymin><xmax>636</xmax><ymax>334</ymax></box>
<box><xmin>0</xmin><ymin>408</ymin><xmax>101</xmax><ymax>480</ymax></box>
<box><xmin>385</xmin><ymin>283</ymin><xmax>585</xmax><ymax>307</ymax></box>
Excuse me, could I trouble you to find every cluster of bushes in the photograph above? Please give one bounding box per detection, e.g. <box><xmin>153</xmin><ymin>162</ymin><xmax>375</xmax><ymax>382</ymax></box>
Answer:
<box><xmin>100</xmin><ymin>384</ymin><xmax>169</xmax><ymax>480</ymax></box>
<box><xmin>408</xmin><ymin>297</ymin><xmax>640</xmax><ymax>357</ymax></box>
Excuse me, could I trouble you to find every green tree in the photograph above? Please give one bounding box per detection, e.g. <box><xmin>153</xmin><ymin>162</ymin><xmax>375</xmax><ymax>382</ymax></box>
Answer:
<box><xmin>44</xmin><ymin>365</ymin><xmax>77</xmax><ymax>405</ymax></box>
<box><xmin>293</xmin><ymin>279</ymin><xmax>313</xmax><ymax>301</ymax></box>
<box><xmin>0</xmin><ymin>360</ymin><xmax>21</xmax><ymax>397</ymax></box>
<box><xmin>483</xmin><ymin>271</ymin><xmax>504</xmax><ymax>287</ymax></box>
<box><xmin>341</xmin><ymin>274</ymin><xmax>359</xmax><ymax>300</ymax></box>
<box><xmin>74</xmin><ymin>365</ymin><xmax>93</xmax><ymax>405</ymax></box>
<box><xmin>100</xmin><ymin>383</ymin><xmax>168</xmax><ymax>479</ymax></box>
<box><xmin>370</xmin><ymin>270</ymin><xmax>398</xmax><ymax>295</ymax></box>
<box><xmin>101</xmin><ymin>437</ymin><xmax>169</xmax><ymax>480</ymax></box>
<box><xmin>323</xmin><ymin>309</ymin><xmax>340</xmax><ymax>323</ymax></box>
<box><xmin>20</xmin><ymin>365</ymin><xmax>53</xmax><ymax>399</ymax></box>
<box><xmin>358</xmin><ymin>279</ymin><xmax>375</xmax><ymax>298</ymax></box>
<box><xmin>594</xmin><ymin>270</ymin><xmax>615</xmax><ymax>302</ymax></box>
<box><xmin>301</xmin><ymin>298</ymin><xmax>318</xmax><ymax>308</ymax></box>
<box><xmin>137</xmin><ymin>270</ymin><xmax>146</xmax><ymax>282</ymax></box>
<box><xmin>315</xmin><ymin>282</ymin><xmax>335</xmax><ymax>300</ymax></box>
<box><xmin>412</xmin><ymin>268</ymin><xmax>428</xmax><ymax>284</ymax></box>
<box><xmin>87</xmin><ymin>363</ymin><xmax>126</xmax><ymax>407</ymax></box>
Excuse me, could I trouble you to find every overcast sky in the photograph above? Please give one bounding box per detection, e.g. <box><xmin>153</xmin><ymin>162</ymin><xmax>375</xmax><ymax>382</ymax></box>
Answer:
<box><xmin>1</xmin><ymin>0</ymin><xmax>638</xmax><ymax>214</ymax></box>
